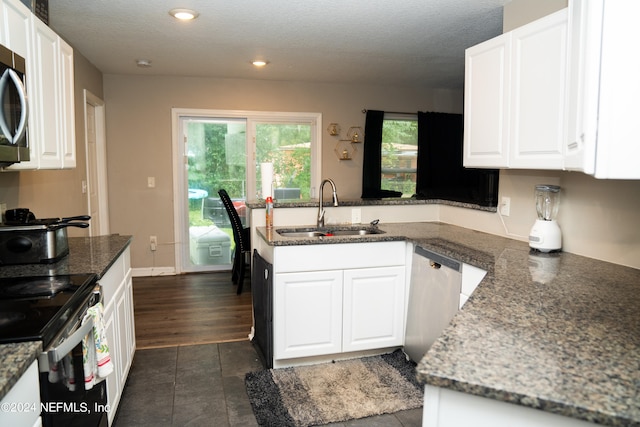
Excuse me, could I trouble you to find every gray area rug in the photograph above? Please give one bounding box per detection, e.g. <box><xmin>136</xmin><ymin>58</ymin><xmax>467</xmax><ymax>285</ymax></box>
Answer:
<box><xmin>245</xmin><ymin>349</ymin><xmax>423</xmax><ymax>427</ymax></box>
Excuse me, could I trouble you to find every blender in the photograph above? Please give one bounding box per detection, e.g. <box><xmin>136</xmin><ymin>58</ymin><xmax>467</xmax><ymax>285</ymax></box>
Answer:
<box><xmin>529</xmin><ymin>184</ymin><xmax>562</xmax><ymax>252</ymax></box>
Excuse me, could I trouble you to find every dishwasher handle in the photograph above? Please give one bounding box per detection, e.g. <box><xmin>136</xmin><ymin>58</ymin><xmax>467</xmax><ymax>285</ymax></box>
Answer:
<box><xmin>415</xmin><ymin>245</ymin><xmax>461</xmax><ymax>272</ymax></box>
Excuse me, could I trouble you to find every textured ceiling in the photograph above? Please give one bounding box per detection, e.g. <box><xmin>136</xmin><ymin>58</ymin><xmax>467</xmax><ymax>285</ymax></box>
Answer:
<box><xmin>48</xmin><ymin>0</ymin><xmax>508</xmax><ymax>89</ymax></box>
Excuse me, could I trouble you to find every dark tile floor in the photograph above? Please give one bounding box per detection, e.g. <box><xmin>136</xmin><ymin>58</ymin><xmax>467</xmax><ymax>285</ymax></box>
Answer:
<box><xmin>113</xmin><ymin>340</ymin><xmax>423</xmax><ymax>427</ymax></box>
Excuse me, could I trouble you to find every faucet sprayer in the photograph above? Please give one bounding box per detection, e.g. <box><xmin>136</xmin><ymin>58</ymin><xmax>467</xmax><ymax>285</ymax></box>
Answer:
<box><xmin>317</xmin><ymin>179</ymin><xmax>339</xmax><ymax>228</ymax></box>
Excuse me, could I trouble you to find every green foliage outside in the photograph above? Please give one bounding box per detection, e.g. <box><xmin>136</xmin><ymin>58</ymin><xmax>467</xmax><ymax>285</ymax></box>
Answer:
<box><xmin>186</xmin><ymin>121</ymin><xmax>312</xmax><ymax>227</ymax></box>
<box><xmin>381</xmin><ymin>119</ymin><xmax>418</xmax><ymax>196</ymax></box>
<box><xmin>187</xmin><ymin>122</ymin><xmax>247</xmax><ymax>199</ymax></box>
<box><xmin>256</xmin><ymin>123</ymin><xmax>312</xmax><ymax>199</ymax></box>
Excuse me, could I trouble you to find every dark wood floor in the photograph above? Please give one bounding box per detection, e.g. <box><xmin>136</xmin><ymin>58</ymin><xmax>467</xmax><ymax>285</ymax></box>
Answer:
<box><xmin>132</xmin><ymin>272</ymin><xmax>253</xmax><ymax>349</ymax></box>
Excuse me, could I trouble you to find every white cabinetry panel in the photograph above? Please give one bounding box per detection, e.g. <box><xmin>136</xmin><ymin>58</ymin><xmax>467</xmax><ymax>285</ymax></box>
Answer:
<box><xmin>99</xmin><ymin>247</ymin><xmax>134</xmax><ymax>426</ymax></box>
<box><xmin>272</xmin><ymin>242</ymin><xmax>407</xmax><ymax>365</ymax></box>
<box><xmin>274</xmin><ymin>270</ymin><xmax>343</xmax><ymax>360</ymax></box>
<box><xmin>565</xmin><ymin>0</ymin><xmax>640</xmax><ymax>179</ymax></box>
<box><xmin>509</xmin><ymin>10</ymin><xmax>567</xmax><ymax>169</ymax></box>
<box><xmin>343</xmin><ymin>266</ymin><xmax>406</xmax><ymax>352</ymax></box>
<box><xmin>1</xmin><ymin>0</ymin><xmax>75</xmax><ymax>170</ymax></box>
<box><xmin>464</xmin><ymin>34</ymin><xmax>511</xmax><ymax>167</ymax></box>
<box><xmin>0</xmin><ymin>360</ymin><xmax>41</xmax><ymax>427</ymax></box>
<box><xmin>464</xmin><ymin>9</ymin><xmax>568</xmax><ymax>170</ymax></box>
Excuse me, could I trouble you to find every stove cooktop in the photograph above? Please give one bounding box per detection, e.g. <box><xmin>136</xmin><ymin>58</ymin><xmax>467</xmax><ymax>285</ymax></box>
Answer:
<box><xmin>0</xmin><ymin>274</ymin><xmax>99</xmax><ymax>348</ymax></box>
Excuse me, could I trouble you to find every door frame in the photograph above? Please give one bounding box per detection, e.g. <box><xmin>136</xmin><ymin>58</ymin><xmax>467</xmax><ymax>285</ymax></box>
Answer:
<box><xmin>171</xmin><ymin>108</ymin><xmax>322</xmax><ymax>274</ymax></box>
<box><xmin>83</xmin><ymin>90</ymin><xmax>110</xmax><ymax>236</ymax></box>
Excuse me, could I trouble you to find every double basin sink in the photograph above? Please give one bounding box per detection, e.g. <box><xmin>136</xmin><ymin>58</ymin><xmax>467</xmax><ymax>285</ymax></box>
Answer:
<box><xmin>277</xmin><ymin>226</ymin><xmax>385</xmax><ymax>238</ymax></box>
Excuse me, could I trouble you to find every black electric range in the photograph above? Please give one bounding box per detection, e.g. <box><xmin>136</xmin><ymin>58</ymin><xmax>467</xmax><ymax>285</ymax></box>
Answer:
<box><xmin>0</xmin><ymin>274</ymin><xmax>99</xmax><ymax>348</ymax></box>
<box><xmin>0</xmin><ymin>273</ymin><xmax>108</xmax><ymax>427</ymax></box>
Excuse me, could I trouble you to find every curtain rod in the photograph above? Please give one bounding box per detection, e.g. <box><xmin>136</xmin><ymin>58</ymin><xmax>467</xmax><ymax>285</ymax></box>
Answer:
<box><xmin>361</xmin><ymin>109</ymin><xmax>417</xmax><ymax>115</ymax></box>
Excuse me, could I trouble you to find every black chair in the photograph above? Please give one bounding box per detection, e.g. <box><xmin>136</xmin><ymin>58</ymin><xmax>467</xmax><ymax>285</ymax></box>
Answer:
<box><xmin>218</xmin><ymin>189</ymin><xmax>250</xmax><ymax>294</ymax></box>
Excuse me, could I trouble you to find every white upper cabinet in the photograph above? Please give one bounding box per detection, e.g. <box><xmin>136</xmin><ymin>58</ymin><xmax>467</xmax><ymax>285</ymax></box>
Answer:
<box><xmin>565</xmin><ymin>0</ymin><xmax>640</xmax><ymax>179</ymax></box>
<box><xmin>0</xmin><ymin>0</ymin><xmax>31</xmax><ymax>57</ymax></box>
<box><xmin>1</xmin><ymin>0</ymin><xmax>75</xmax><ymax>170</ymax></box>
<box><xmin>464</xmin><ymin>9</ymin><xmax>568</xmax><ymax>170</ymax></box>
<box><xmin>464</xmin><ymin>33</ymin><xmax>511</xmax><ymax>167</ymax></box>
<box><xmin>509</xmin><ymin>9</ymin><xmax>567</xmax><ymax>169</ymax></box>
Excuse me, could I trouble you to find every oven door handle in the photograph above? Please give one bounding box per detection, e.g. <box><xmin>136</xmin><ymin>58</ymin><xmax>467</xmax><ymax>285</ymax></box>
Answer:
<box><xmin>38</xmin><ymin>318</ymin><xmax>94</xmax><ymax>371</ymax></box>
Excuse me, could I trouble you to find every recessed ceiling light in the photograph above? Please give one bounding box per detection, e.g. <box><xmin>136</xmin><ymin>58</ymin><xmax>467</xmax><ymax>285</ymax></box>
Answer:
<box><xmin>136</xmin><ymin>59</ymin><xmax>152</xmax><ymax>68</ymax></box>
<box><xmin>252</xmin><ymin>60</ymin><xmax>269</xmax><ymax>67</ymax></box>
<box><xmin>169</xmin><ymin>8</ymin><xmax>199</xmax><ymax>21</ymax></box>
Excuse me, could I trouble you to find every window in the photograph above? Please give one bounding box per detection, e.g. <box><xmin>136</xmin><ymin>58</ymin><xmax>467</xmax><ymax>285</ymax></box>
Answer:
<box><xmin>362</xmin><ymin>109</ymin><xmax>498</xmax><ymax>206</ymax></box>
<box><xmin>381</xmin><ymin>114</ymin><xmax>418</xmax><ymax>197</ymax></box>
<box><xmin>253</xmin><ymin>121</ymin><xmax>315</xmax><ymax>200</ymax></box>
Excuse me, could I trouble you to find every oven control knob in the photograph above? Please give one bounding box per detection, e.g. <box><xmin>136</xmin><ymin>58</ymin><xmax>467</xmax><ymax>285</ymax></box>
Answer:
<box><xmin>6</xmin><ymin>236</ymin><xmax>32</xmax><ymax>252</ymax></box>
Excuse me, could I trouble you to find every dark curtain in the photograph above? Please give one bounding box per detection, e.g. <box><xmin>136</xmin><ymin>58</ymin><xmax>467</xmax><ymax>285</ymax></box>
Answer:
<box><xmin>416</xmin><ymin>112</ymin><xmax>499</xmax><ymax>207</ymax></box>
<box><xmin>361</xmin><ymin>110</ymin><xmax>402</xmax><ymax>199</ymax></box>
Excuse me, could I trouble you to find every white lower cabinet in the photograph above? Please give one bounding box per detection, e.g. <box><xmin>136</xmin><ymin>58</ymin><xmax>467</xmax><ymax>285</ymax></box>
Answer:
<box><xmin>0</xmin><ymin>360</ymin><xmax>41</xmax><ymax>427</ymax></box>
<box><xmin>423</xmin><ymin>386</ymin><xmax>595</xmax><ymax>427</ymax></box>
<box><xmin>99</xmin><ymin>247</ymin><xmax>135</xmax><ymax>426</ymax></box>
<box><xmin>342</xmin><ymin>267</ymin><xmax>406</xmax><ymax>352</ymax></box>
<box><xmin>459</xmin><ymin>263</ymin><xmax>487</xmax><ymax>308</ymax></box>
<box><xmin>272</xmin><ymin>241</ymin><xmax>407</xmax><ymax>365</ymax></box>
<box><xmin>274</xmin><ymin>270</ymin><xmax>343</xmax><ymax>359</ymax></box>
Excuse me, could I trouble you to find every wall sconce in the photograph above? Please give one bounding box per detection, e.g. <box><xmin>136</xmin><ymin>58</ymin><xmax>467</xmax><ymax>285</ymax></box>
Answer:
<box><xmin>347</xmin><ymin>127</ymin><xmax>363</xmax><ymax>143</ymax></box>
<box><xmin>327</xmin><ymin>123</ymin><xmax>340</xmax><ymax>136</ymax></box>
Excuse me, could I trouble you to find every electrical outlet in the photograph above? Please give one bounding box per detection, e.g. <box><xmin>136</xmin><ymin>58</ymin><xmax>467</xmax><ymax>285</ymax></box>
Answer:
<box><xmin>500</xmin><ymin>196</ymin><xmax>511</xmax><ymax>216</ymax></box>
<box><xmin>150</xmin><ymin>235</ymin><xmax>157</xmax><ymax>251</ymax></box>
<box><xmin>351</xmin><ymin>208</ymin><xmax>362</xmax><ymax>224</ymax></box>
<box><xmin>147</xmin><ymin>177</ymin><xmax>156</xmax><ymax>188</ymax></box>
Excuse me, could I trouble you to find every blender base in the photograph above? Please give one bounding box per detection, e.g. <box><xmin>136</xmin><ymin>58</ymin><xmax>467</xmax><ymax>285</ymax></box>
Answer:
<box><xmin>529</xmin><ymin>219</ymin><xmax>562</xmax><ymax>252</ymax></box>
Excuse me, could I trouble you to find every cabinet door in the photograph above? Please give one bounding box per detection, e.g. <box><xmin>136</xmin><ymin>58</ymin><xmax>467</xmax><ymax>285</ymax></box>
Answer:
<box><xmin>103</xmin><ymin>300</ymin><xmax>121</xmax><ymax>426</ymax></box>
<box><xmin>274</xmin><ymin>270</ymin><xmax>343</xmax><ymax>360</ymax></box>
<box><xmin>463</xmin><ymin>33</ymin><xmax>511</xmax><ymax>168</ymax></box>
<box><xmin>0</xmin><ymin>0</ymin><xmax>31</xmax><ymax>57</ymax></box>
<box><xmin>1</xmin><ymin>1</ymin><xmax>75</xmax><ymax>170</ymax></box>
<box><xmin>30</xmin><ymin>19</ymin><xmax>61</xmax><ymax>169</ymax></box>
<box><xmin>115</xmin><ymin>284</ymin><xmax>129</xmax><ymax>386</ymax></box>
<box><xmin>566</xmin><ymin>0</ymin><xmax>640</xmax><ymax>179</ymax></box>
<box><xmin>509</xmin><ymin>9</ymin><xmax>567</xmax><ymax>169</ymax></box>
<box><xmin>58</xmin><ymin>38</ymin><xmax>75</xmax><ymax>168</ymax></box>
<box><xmin>343</xmin><ymin>266</ymin><xmax>406</xmax><ymax>352</ymax></box>
<box><xmin>0</xmin><ymin>360</ymin><xmax>40</xmax><ymax>427</ymax></box>
<box><xmin>125</xmin><ymin>272</ymin><xmax>136</xmax><ymax>362</ymax></box>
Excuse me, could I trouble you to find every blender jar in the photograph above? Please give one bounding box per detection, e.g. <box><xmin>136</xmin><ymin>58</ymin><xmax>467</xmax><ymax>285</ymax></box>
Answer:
<box><xmin>535</xmin><ymin>185</ymin><xmax>560</xmax><ymax>221</ymax></box>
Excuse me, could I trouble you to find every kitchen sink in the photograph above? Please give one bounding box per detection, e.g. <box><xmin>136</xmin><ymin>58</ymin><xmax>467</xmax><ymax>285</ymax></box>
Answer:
<box><xmin>276</xmin><ymin>226</ymin><xmax>385</xmax><ymax>238</ymax></box>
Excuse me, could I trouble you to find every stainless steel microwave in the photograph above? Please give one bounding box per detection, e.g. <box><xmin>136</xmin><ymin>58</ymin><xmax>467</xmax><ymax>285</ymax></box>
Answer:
<box><xmin>0</xmin><ymin>43</ymin><xmax>29</xmax><ymax>167</ymax></box>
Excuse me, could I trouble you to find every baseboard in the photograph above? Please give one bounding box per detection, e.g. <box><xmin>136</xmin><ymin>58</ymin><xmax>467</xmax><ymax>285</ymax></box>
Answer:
<box><xmin>132</xmin><ymin>267</ymin><xmax>176</xmax><ymax>277</ymax></box>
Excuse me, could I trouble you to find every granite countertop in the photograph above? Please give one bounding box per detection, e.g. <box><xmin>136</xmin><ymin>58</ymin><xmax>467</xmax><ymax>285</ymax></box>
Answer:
<box><xmin>0</xmin><ymin>234</ymin><xmax>133</xmax><ymax>279</ymax></box>
<box><xmin>0</xmin><ymin>342</ymin><xmax>42</xmax><ymax>402</ymax></box>
<box><xmin>258</xmin><ymin>221</ymin><xmax>640</xmax><ymax>426</ymax></box>
<box><xmin>0</xmin><ymin>235</ymin><xmax>132</xmax><ymax>401</ymax></box>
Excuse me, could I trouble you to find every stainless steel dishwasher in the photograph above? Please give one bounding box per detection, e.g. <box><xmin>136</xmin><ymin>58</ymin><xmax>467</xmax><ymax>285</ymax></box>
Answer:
<box><xmin>404</xmin><ymin>245</ymin><xmax>462</xmax><ymax>363</ymax></box>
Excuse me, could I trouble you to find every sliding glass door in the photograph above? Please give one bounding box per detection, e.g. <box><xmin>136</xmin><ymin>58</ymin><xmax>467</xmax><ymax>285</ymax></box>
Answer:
<box><xmin>181</xmin><ymin>117</ymin><xmax>247</xmax><ymax>272</ymax></box>
<box><xmin>174</xmin><ymin>109</ymin><xmax>321</xmax><ymax>273</ymax></box>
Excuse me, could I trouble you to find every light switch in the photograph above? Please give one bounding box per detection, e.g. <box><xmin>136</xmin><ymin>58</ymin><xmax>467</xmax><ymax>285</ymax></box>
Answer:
<box><xmin>147</xmin><ymin>177</ymin><xmax>156</xmax><ymax>188</ymax></box>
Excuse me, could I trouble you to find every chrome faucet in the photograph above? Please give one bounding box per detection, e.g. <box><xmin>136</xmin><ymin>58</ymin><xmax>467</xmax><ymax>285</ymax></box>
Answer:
<box><xmin>317</xmin><ymin>178</ymin><xmax>339</xmax><ymax>228</ymax></box>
